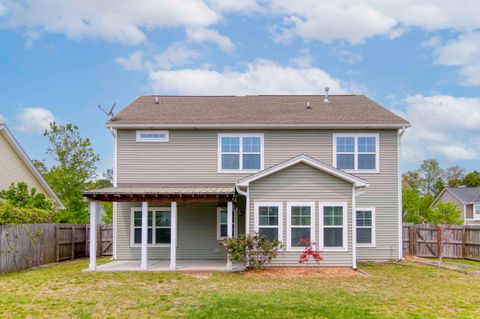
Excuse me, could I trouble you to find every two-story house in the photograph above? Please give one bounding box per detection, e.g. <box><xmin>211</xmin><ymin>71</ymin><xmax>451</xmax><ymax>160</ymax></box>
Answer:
<box><xmin>83</xmin><ymin>94</ymin><xmax>410</xmax><ymax>271</ymax></box>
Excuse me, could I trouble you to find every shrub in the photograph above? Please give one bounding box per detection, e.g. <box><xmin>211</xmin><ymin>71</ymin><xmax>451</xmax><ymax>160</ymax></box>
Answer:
<box><xmin>221</xmin><ymin>233</ymin><xmax>282</xmax><ymax>269</ymax></box>
<box><xmin>0</xmin><ymin>202</ymin><xmax>53</xmax><ymax>225</ymax></box>
<box><xmin>298</xmin><ymin>239</ymin><xmax>323</xmax><ymax>270</ymax></box>
<box><xmin>0</xmin><ymin>182</ymin><xmax>54</xmax><ymax>211</ymax></box>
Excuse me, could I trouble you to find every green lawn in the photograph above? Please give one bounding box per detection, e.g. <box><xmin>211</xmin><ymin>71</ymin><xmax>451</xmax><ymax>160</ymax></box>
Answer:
<box><xmin>1</xmin><ymin>258</ymin><xmax>479</xmax><ymax>319</ymax></box>
<box><xmin>427</xmin><ymin>258</ymin><xmax>480</xmax><ymax>267</ymax></box>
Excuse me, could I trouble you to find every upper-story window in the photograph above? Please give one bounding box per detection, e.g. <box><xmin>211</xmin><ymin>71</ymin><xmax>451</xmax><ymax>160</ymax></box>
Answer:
<box><xmin>218</xmin><ymin>133</ymin><xmax>264</xmax><ymax>172</ymax></box>
<box><xmin>136</xmin><ymin>130</ymin><xmax>169</xmax><ymax>142</ymax></box>
<box><xmin>333</xmin><ymin>133</ymin><xmax>379</xmax><ymax>173</ymax></box>
<box><xmin>474</xmin><ymin>204</ymin><xmax>480</xmax><ymax>220</ymax></box>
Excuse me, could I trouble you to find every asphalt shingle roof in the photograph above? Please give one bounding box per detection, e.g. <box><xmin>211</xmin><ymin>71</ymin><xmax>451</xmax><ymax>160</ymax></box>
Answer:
<box><xmin>447</xmin><ymin>187</ymin><xmax>480</xmax><ymax>203</ymax></box>
<box><xmin>107</xmin><ymin>95</ymin><xmax>410</xmax><ymax>128</ymax></box>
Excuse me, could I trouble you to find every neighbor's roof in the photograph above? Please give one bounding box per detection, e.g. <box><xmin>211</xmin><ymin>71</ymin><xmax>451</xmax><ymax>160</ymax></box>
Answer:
<box><xmin>106</xmin><ymin>95</ymin><xmax>410</xmax><ymax>129</ymax></box>
<box><xmin>0</xmin><ymin>124</ymin><xmax>64</xmax><ymax>208</ymax></box>
<box><xmin>445</xmin><ymin>187</ymin><xmax>480</xmax><ymax>203</ymax></box>
<box><xmin>83</xmin><ymin>183</ymin><xmax>236</xmax><ymax>196</ymax></box>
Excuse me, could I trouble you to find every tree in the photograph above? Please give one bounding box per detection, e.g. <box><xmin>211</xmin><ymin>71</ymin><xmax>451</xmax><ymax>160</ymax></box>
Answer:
<box><xmin>444</xmin><ymin>165</ymin><xmax>466</xmax><ymax>188</ymax></box>
<box><xmin>88</xmin><ymin>169</ymin><xmax>113</xmax><ymax>224</ymax></box>
<box><xmin>403</xmin><ymin>171</ymin><xmax>422</xmax><ymax>191</ymax></box>
<box><xmin>41</xmin><ymin>122</ymin><xmax>100</xmax><ymax>223</ymax></box>
<box><xmin>418</xmin><ymin>159</ymin><xmax>444</xmax><ymax>196</ymax></box>
<box><xmin>463</xmin><ymin>171</ymin><xmax>480</xmax><ymax>187</ymax></box>
<box><xmin>433</xmin><ymin>179</ymin><xmax>446</xmax><ymax>198</ymax></box>
<box><xmin>402</xmin><ymin>186</ymin><xmax>435</xmax><ymax>224</ymax></box>
<box><xmin>430</xmin><ymin>201</ymin><xmax>463</xmax><ymax>226</ymax></box>
<box><xmin>0</xmin><ymin>182</ymin><xmax>54</xmax><ymax>211</ymax></box>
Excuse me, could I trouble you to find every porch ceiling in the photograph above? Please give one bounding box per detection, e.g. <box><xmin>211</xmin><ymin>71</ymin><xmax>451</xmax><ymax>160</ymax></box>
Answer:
<box><xmin>83</xmin><ymin>183</ymin><xmax>236</xmax><ymax>202</ymax></box>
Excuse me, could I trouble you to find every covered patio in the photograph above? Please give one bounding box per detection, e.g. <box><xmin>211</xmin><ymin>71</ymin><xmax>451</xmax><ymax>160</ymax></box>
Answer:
<box><xmin>83</xmin><ymin>184</ymin><xmax>238</xmax><ymax>272</ymax></box>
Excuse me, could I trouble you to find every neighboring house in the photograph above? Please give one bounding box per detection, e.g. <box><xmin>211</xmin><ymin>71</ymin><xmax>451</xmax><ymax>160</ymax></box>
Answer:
<box><xmin>432</xmin><ymin>187</ymin><xmax>480</xmax><ymax>225</ymax></box>
<box><xmin>0</xmin><ymin>123</ymin><xmax>63</xmax><ymax>208</ymax></box>
<box><xmin>83</xmin><ymin>94</ymin><xmax>410</xmax><ymax>271</ymax></box>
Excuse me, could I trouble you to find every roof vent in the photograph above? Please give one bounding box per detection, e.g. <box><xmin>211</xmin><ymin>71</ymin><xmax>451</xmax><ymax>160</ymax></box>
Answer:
<box><xmin>324</xmin><ymin>87</ymin><xmax>329</xmax><ymax>102</ymax></box>
<box><xmin>154</xmin><ymin>96</ymin><xmax>159</xmax><ymax>104</ymax></box>
<box><xmin>307</xmin><ymin>101</ymin><xmax>311</xmax><ymax>109</ymax></box>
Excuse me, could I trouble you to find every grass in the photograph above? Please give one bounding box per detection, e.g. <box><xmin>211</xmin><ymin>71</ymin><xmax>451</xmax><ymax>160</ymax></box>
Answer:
<box><xmin>1</xmin><ymin>258</ymin><xmax>480</xmax><ymax>318</ymax></box>
<box><xmin>427</xmin><ymin>258</ymin><xmax>480</xmax><ymax>267</ymax></box>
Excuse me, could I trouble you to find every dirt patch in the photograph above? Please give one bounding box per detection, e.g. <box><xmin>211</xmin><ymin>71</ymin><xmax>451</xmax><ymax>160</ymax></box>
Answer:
<box><xmin>242</xmin><ymin>267</ymin><xmax>363</xmax><ymax>279</ymax></box>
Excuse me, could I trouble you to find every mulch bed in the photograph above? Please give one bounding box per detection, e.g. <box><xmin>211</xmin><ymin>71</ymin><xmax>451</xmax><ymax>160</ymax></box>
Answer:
<box><xmin>242</xmin><ymin>267</ymin><xmax>363</xmax><ymax>279</ymax></box>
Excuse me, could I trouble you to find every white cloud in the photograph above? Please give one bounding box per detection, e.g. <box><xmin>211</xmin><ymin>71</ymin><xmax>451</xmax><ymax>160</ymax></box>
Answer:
<box><xmin>268</xmin><ymin>1</ymin><xmax>480</xmax><ymax>44</ymax></box>
<box><xmin>207</xmin><ymin>0</ymin><xmax>260</xmax><ymax>13</ymax></box>
<box><xmin>435</xmin><ymin>32</ymin><xmax>480</xmax><ymax>86</ymax></box>
<box><xmin>148</xmin><ymin>58</ymin><xmax>353</xmax><ymax>95</ymax></box>
<box><xmin>396</xmin><ymin>95</ymin><xmax>480</xmax><ymax>166</ymax></box>
<box><xmin>186</xmin><ymin>28</ymin><xmax>234</xmax><ymax>53</ymax></box>
<box><xmin>421</xmin><ymin>35</ymin><xmax>442</xmax><ymax>48</ymax></box>
<box><xmin>290</xmin><ymin>48</ymin><xmax>313</xmax><ymax>68</ymax></box>
<box><xmin>116</xmin><ymin>44</ymin><xmax>201</xmax><ymax>72</ymax></box>
<box><xmin>331</xmin><ymin>46</ymin><xmax>362</xmax><ymax>64</ymax></box>
<box><xmin>2</xmin><ymin>0</ymin><xmax>220</xmax><ymax>45</ymax></box>
<box><xmin>17</xmin><ymin>107</ymin><xmax>55</xmax><ymax>134</ymax></box>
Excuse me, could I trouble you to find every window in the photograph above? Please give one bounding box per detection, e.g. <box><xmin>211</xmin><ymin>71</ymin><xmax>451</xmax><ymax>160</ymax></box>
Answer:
<box><xmin>218</xmin><ymin>134</ymin><xmax>264</xmax><ymax>172</ymax></box>
<box><xmin>356</xmin><ymin>208</ymin><xmax>375</xmax><ymax>247</ymax></box>
<box><xmin>333</xmin><ymin>134</ymin><xmax>379</xmax><ymax>172</ymax></box>
<box><xmin>254</xmin><ymin>202</ymin><xmax>283</xmax><ymax>242</ymax></box>
<box><xmin>136</xmin><ymin>130</ymin><xmax>169</xmax><ymax>142</ymax></box>
<box><xmin>217</xmin><ymin>207</ymin><xmax>238</xmax><ymax>240</ymax></box>
<box><xmin>319</xmin><ymin>203</ymin><xmax>348</xmax><ymax>251</ymax></box>
<box><xmin>287</xmin><ymin>202</ymin><xmax>315</xmax><ymax>251</ymax></box>
<box><xmin>474</xmin><ymin>204</ymin><xmax>480</xmax><ymax>220</ymax></box>
<box><xmin>131</xmin><ymin>208</ymin><xmax>171</xmax><ymax>246</ymax></box>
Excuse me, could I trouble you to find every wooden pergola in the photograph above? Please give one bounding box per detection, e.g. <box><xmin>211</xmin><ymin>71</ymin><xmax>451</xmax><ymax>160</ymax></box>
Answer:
<box><xmin>83</xmin><ymin>184</ymin><xmax>236</xmax><ymax>272</ymax></box>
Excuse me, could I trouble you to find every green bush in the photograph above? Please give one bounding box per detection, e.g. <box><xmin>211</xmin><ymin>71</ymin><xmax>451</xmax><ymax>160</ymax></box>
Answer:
<box><xmin>0</xmin><ymin>202</ymin><xmax>53</xmax><ymax>225</ymax></box>
<box><xmin>221</xmin><ymin>233</ymin><xmax>282</xmax><ymax>269</ymax></box>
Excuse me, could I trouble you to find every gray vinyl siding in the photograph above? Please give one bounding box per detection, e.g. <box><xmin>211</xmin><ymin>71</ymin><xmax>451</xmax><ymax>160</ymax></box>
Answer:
<box><xmin>116</xmin><ymin>202</ymin><xmax>246</xmax><ymax>260</ymax></box>
<box><xmin>116</xmin><ymin>128</ymin><xmax>400</xmax><ymax>263</ymax></box>
<box><xmin>249</xmin><ymin>163</ymin><xmax>353</xmax><ymax>267</ymax></box>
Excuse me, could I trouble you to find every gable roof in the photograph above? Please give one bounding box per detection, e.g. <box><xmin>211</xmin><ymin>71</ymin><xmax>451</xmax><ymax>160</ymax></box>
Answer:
<box><xmin>107</xmin><ymin>95</ymin><xmax>410</xmax><ymax>129</ymax></box>
<box><xmin>0</xmin><ymin>124</ymin><xmax>64</xmax><ymax>208</ymax></box>
<box><xmin>441</xmin><ymin>187</ymin><xmax>480</xmax><ymax>204</ymax></box>
<box><xmin>237</xmin><ymin>154</ymin><xmax>368</xmax><ymax>188</ymax></box>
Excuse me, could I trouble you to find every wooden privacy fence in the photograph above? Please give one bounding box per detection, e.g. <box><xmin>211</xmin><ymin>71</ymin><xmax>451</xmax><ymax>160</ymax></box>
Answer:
<box><xmin>0</xmin><ymin>223</ymin><xmax>112</xmax><ymax>273</ymax></box>
<box><xmin>56</xmin><ymin>224</ymin><xmax>113</xmax><ymax>262</ymax></box>
<box><xmin>403</xmin><ymin>223</ymin><xmax>480</xmax><ymax>261</ymax></box>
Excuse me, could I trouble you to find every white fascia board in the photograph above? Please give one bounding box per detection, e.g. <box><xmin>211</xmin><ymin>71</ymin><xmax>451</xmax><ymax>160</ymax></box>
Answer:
<box><xmin>106</xmin><ymin>123</ymin><xmax>411</xmax><ymax>129</ymax></box>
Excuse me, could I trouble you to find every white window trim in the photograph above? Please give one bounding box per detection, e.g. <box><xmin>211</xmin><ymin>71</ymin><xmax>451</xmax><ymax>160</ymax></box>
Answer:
<box><xmin>216</xmin><ymin>207</ymin><xmax>239</xmax><ymax>240</ymax></box>
<box><xmin>136</xmin><ymin>130</ymin><xmax>169</xmax><ymax>142</ymax></box>
<box><xmin>254</xmin><ymin>202</ymin><xmax>283</xmax><ymax>242</ymax></box>
<box><xmin>356</xmin><ymin>207</ymin><xmax>376</xmax><ymax>248</ymax></box>
<box><xmin>474</xmin><ymin>203</ymin><xmax>480</xmax><ymax>221</ymax></box>
<box><xmin>217</xmin><ymin>133</ymin><xmax>264</xmax><ymax>173</ymax></box>
<box><xmin>130</xmin><ymin>207</ymin><xmax>172</xmax><ymax>247</ymax></box>
<box><xmin>319</xmin><ymin>202</ymin><xmax>349</xmax><ymax>252</ymax></box>
<box><xmin>286</xmin><ymin>202</ymin><xmax>315</xmax><ymax>251</ymax></box>
<box><xmin>333</xmin><ymin>133</ymin><xmax>380</xmax><ymax>173</ymax></box>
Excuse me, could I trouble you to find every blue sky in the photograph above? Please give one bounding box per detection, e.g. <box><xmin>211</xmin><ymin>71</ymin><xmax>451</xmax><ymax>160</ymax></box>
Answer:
<box><xmin>0</xmin><ymin>1</ymin><xmax>479</xmax><ymax>175</ymax></box>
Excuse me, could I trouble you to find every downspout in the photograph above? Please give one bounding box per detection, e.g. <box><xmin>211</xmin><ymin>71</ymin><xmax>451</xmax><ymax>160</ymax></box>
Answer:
<box><xmin>236</xmin><ymin>186</ymin><xmax>250</xmax><ymax>235</ymax></box>
<box><xmin>110</xmin><ymin>128</ymin><xmax>118</xmax><ymax>260</ymax></box>
<box><xmin>398</xmin><ymin>126</ymin><xmax>406</xmax><ymax>260</ymax></box>
<box><xmin>352</xmin><ymin>187</ymin><xmax>357</xmax><ymax>270</ymax></box>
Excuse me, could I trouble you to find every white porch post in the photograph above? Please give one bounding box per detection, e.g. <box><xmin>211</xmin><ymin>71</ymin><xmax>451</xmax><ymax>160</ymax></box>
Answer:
<box><xmin>140</xmin><ymin>201</ymin><xmax>148</xmax><ymax>270</ymax></box>
<box><xmin>226</xmin><ymin>201</ymin><xmax>233</xmax><ymax>271</ymax></box>
<box><xmin>170</xmin><ymin>202</ymin><xmax>177</xmax><ymax>270</ymax></box>
<box><xmin>89</xmin><ymin>201</ymin><xmax>97</xmax><ymax>271</ymax></box>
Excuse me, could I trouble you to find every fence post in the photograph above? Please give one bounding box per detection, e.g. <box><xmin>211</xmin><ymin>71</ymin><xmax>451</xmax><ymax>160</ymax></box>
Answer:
<box><xmin>85</xmin><ymin>225</ymin><xmax>89</xmax><ymax>257</ymax></box>
<box><xmin>437</xmin><ymin>226</ymin><xmax>442</xmax><ymax>258</ymax></box>
<box><xmin>55</xmin><ymin>225</ymin><xmax>60</xmax><ymax>262</ymax></box>
<box><xmin>71</xmin><ymin>225</ymin><xmax>75</xmax><ymax>260</ymax></box>
<box><xmin>462</xmin><ymin>227</ymin><xmax>467</xmax><ymax>259</ymax></box>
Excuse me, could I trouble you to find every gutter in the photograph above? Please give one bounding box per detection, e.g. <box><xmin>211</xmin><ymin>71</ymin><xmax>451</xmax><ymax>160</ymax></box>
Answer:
<box><xmin>106</xmin><ymin>123</ymin><xmax>411</xmax><ymax>130</ymax></box>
